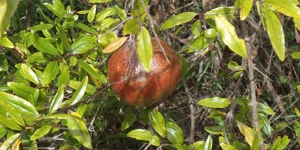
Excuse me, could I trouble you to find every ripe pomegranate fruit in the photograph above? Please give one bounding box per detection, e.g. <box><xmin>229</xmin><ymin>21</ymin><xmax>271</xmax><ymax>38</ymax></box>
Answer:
<box><xmin>107</xmin><ymin>38</ymin><xmax>181</xmax><ymax>107</ymax></box>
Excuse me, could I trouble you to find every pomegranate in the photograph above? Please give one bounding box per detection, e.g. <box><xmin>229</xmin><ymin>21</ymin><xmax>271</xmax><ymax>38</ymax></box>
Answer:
<box><xmin>107</xmin><ymin>38</ymin><xmax>181</xmax><ymax>107</ymax></box>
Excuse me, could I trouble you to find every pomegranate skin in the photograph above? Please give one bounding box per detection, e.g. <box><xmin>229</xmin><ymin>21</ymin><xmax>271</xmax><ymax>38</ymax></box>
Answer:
<box><xmin>107</xmin><ymin>38</ymin><xmax>181</xmax><ymax>107</ymax></box>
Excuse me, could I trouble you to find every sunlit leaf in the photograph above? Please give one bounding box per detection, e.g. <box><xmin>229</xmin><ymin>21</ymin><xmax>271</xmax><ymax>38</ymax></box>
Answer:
<box><xmin>215</xmin><ymin>15</ymin><xmax>247</xmax><ymax>58</ymax></box>
<box><xmin>0</xmin><ymin>113</ymin><xmax>22</xmax><ymax>131</ymax></box>
<box><xmin>137</xmin><ymin>27</ymin><xmax>152</xmax><ymax>72</ymax></box>
<box><xmin>68</xmin><ymin>76</ymin><xmax>88</xmax><ymax>106</ymax></box>
<box><xmin>198</xmin><ymin>97</ymin><xmax>231</xmax><ymax>108</ymax></box>
<box><xmin>58</xmin><ymin>26</ymin><xmax>70</xmax><ymax>51</ymax></box>
<box><xmin>3</xmin><ymin>102</ymin><xmax>25</xmax><ymax>127</ymax></box>
<box><xmin>204</xmin><ymin>126</ymin><xmax>223</xmax><ymax>134</ymax></box>
<box><xmin>263</xmin><ymin>5</ymin><xmax>285</xmax><ymax>61</ymax></box>
<box><xmin>237</xmin><ymin>120</ymin><xmax>254</xmax><ymax>147</ymax></box>
<box><xmin>239</xmin><ymin>0</ymin><xmax>253</xmax><ymax>20</ymax></box>
<box><xmin>88</xmin><ymin>5</ymin><xmax>96</xmax><ymax>22</ymax></box>
<box><xmin>0</xmin><ymin>36</ymin><xmax>14</xmax><ymax>48</ymax></box>
<box><xmin>162</xmin><ymin>12</ymin><xmax>197</xmax><ymax>29</ymax></box>
<box><xmin>67</xmin><ymin>112</ymin><xmax>93</xmax><ymax>149</ymax></box>
<box><xmin>78</xmin><ymin>60</ymin><xmax>107</xmax><ymax>84</ymax></box>
<box><xmin>204</xmin><ymin>135</ymin><xmax>213</xmax><ymax>150</ymax></box>
<box><xmin>49</xmin><ymin>85</ymin><xmax>64</xmax><ymax>114</ymax></box>
<box><xmin>0</xmin><ymin>133</ymin><xmax>21</xmax><ymax>150</ymax></box>
<box><xmin>0</xmin><ymin>92</ymin><xmax>39</xmax><ymax>117</ymax></box>
<box><xmin>263</xmin><ymin>0</ymin><xmax>300</xmax><ymax>18</ymax></box>
<box><xmin>7</xmin><ymin>82</ymin><xmax>39</xmax><ymax>102</ymax></box>
<box><xmin>166</xmin><ymin>122</ymin><xmax>184</xmax><ymax>145</ymax></box>
<box><xmin>20</xmin><ymin>64</ymin><xmax>39</xmax><ymax>85</ymax></box>
<box><xmin>28</xmin><ymin>24</ymin><xmax>54</xmax><ymax>31</ymax></box>
<box><xmin>127</xmin><ymin>129</ymin><xmax>152</xmax><ymax>141</ymax></box>
<box><xmin>123</xmin><ymin>19</ymin><xmax>140</xmax><ymax>35</ymax></box>
<box><xmin>103</xmin><ymin>37</ymin><xmax>128</xmax><ymax>53</ymax></box>
<box><xmin>31</xmin><ymin>125</ymin><xmax>52</xmax><ymax>140</ymax></box>
<box><xmin>0</xmin><ymin>0</ymin><xmax>19</xmax><ymax>37</ymax></box>
<box><xmin>220</xmin><ymin>143</ymin><xmax>237</xmax><ymax>150</ymax></box>
<box><xmin>75</xmin><ymin>22</ymin><xmax>98</xmax><ymax>34</ymax></box>
<box><xmin>148</xmin><ymin>108</ymin><xmax>166</xmax><ymax>137</ymax></box>
<box><xmin>189</xmin><ymin>141</ymin><xmax>205</xmax><ymax>150</ymax></box>
<box><xmin>42</xmin><ymin>61</ymin><xmax>59</xmax><ymax>85</ymax></box>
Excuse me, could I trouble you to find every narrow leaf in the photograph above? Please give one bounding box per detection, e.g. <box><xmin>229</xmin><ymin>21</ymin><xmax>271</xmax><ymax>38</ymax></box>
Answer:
<box><xmin>103</xmin><ymin>37</ymin><xmax>128</xmax><ymax>53</ymax></box>
<box><xmin>198</xmin><ymin>97</ymin><xmax>231</xmax><ymax>108</ymax></box>
<box><xmin>69</xmin><ymin>76</ymin><xmax>88</xmax><ymax>106</ymax></box>
<box><xmin>75</xmin><ymin>22</ymin><xmax>98</xmax><ymax>34</ymax></box>
<box><xmin>7</xmin><ymin>82</ymin><xmax>39</xmax><ymax>101</ymax></box>
<box><xmin>31</xmin><ymin>125</ymin><xmax>52</xmax><ymax>140</ymax></box>
<box><xmin>237</xmin><ymin>120</ymin><xmax>254</xmax><ymax>147</ymax></box>
<box><xmin>215</xmin><ymin>15</ymin><xmax>247</xmax><ymax>58</ymax></box>
<box><xmin>263</xmin><ymin>5</ymin><xmax>285</xmax><ymax>61</ymax></box>
<box><xmin>20</xmin><ymin>64</ymin><xmax>39</xmax><ymax>85</ymax></box>
<box><xmin>49</xmin><ymin>85</ymin><xmax>64</xmax><ymax>114</ymax></box>
<box><xmin>67</xmin><ymin>112</ymin><xmax>93</xmax><ymax>149</ymax></box>
<box><xmin>162</xmin><ymin>12</ymin><xmax>197</xmax><ymax>29</ymax></box>
<box><xmin>0</xmin><ymin>92</ymin><xmax>39</xmax><ymax>117</ymax></box>
<box><xmin>78</xmin><ymin>60</ymin><xmax>107</xmax><ymax>84</ymax></box>
<box><xmin>204</xmin><ymin>135</ymin><xmax>213</xmax><ymax>150</ymax></box>
<box><xmin>58</xmin><ymin>26</ymin><xmax>70</xmax><ymax>51</ymax></box>
<box><xmin>28</xmin><ymin>24</ymin><xmax>54</xmax><ymax>31</ymax></box>
<box><xmin>137</xmin><ymin>27</ymin><xmax>152</xmax><ymax>72</ymax></box>
<box><xmin>0</xmin><ymin>134</ymin><xmax>21</xmax><ymax>150</ymax></box>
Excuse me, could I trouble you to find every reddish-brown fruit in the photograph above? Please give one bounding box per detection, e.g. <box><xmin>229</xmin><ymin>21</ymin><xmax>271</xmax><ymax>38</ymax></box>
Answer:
<box><xmin>107</xmin><ymin>38</ymin><xmax>181</xmax><ymax>107</ymax></box>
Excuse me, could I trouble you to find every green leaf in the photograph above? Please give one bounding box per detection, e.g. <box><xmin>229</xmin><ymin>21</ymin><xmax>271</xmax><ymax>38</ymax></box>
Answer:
<box><xmin>0</xmin><ymin>92</ymin><xmax>39</xmax><ymax>117</ymax></box>
<box><xmin>204</xmin><ymin>126</ymin><xmax>223</xmax><ymax>134</ymax></box>
<box><xmin>67</xmin><ymin>112</ymin><xmax>93</xmax><ymax>149</ymax></box>
<box><xmin>191</xmin><ymin>20</ymin><xmax>202</xmax><ymax>36</ymax></box>
<box><xmin>43</xmin><ymin>113</ymin><xmax>81</xmax><ymax>120</ymax></box>
<box><xmin>71</xmin><ymin>35</ymin><xmax>97</xmax><ymax>54</ymax></box>
<box><xmin>127</xmin><ymin>129</ymin><xmax>152</xmax><ymax>141</ymax></box>
<box><xmin>239</xmin><ymin>0</ymin><xmax>253</xmax><ymax>20</ymax></box>
<box><xmin>20</xmin><ymin>64</ymin><xmax>39</xmax><ymax>85</ymax></box>
<box><xmin>49</xmin><ymin>85</ymin><xmax>64</xmax><ymax>114</ymax></box>
<box><xmin>137</xmin><ymin>27</ymin><xmax>152</xmax><ymax>72</ymax></box>
<box><xmin>7</xmin><ymin>82</ymin><xmax>39</xmax><ymax>101</ymax></box>
<box><xmin>204</xmin><ymin>28</ymin><xmax>218</xmax><ymax>39</ymax></box>
<box><xmin>166</xmin><ymin>122</ymin><xmax>184</xmax><ymax>145</ymax></box>
<box><xmin>0</xmin><ymin>113</ymin><xmax>22</xmax><ymax>131</ymax></box>
<box><xmin>162</xmin><ymin>12</ymin><xmax>197</xmax><ymax>29</ymax></box>
<box><xmin>257</xmin><ymin>102</ymin><xmax>274</xmax><ymax>115</ymax></box>
<box><xmin>215</xmin><ymin>15</ymin><xmax>247</xmax><ymax>58</ymax></box>
<box><xmin>198</xmin><ymin>97</ymin><xmax>231</xmax><ymax>108</ymax></box>
<box><xmin>69</xmin><ymin>80</ymin><xmax>96</xmax><ymax>94</ymax></box>
<box><xmin>204</xmin><ymin>135</ymin><xmax>213</xmax><ymax>150</ymax></box>
<box><xmin>123</xmin><ymin>18</ymin><xmax>140</xmax><ymax>35</ymax></box>
<box><xmin>76</xmin><ymin>104</ymin><xmax>88</xmax><ymax>117</ymax></box>
<box><xmin>237</xmin><ymin>120</ymin><xmax>254</xmax><ymax>147</ymax></box>
<box><xmin>149</xmin><ymin>135</ymin><xmax>160</xmax><ymax>146</ymax></box>
<box><xmin>2</xmin><ymin>102</ymin><xmax>25</xmax><ymax>127</ymax></box>
<box><xmin>0</xmin><ymin>0</ymin><xmax>19</xmax><ymax>37</ymax></box>
<box><xmin>100</xmin><ymin>18</ymin><xmax>120</xmax><ymax>30</ymax></box>
<box><xmin>121</xmin><ymin>114</ymin><xmax>136</xmax><ymax>131</ymax></box>
<box><xmin>179</xmin><ymin>55</ymin><xmax>188</xmax><ymax>78</ymax></box>
<box><xmin>58</xmin><ymin>26</ymin><xmax>70</xmax><ymax>51</ymax></box>
<box><xmin>263</xmin><ymin>5</ymin><xmax>285</xmax><ymax>61</ymax></box>
<box><xmin>38</xmin><ymin>7</ymin><xmax>54</xmax><ymax>24</ymax></box>
<box><xmin>291</xmin><ymin>52</ymin><xmax>300</xmax><ymax>60</ymax></box>
<box><xmin>58</xmin><ymin>62</ymin><xmax>70</xmax><ymax>86</ymax></box>
<box><xmin>0</xmin><ymin>133</ymin><xmax>21</xmax><ymax>150</ymax></box>
<box><xmin>187</xmin><ymin>35</ymin><xmax>214</xmax><ymax>53</ymax></box>
<box><xmin>28</xmin><ymin>24</ymin><xmax>54</xmax><ymax>31</ymax></box>
<box><xmin>96</xmin><ymin>7</ymin><xmax>117</xmax><ymax>22</ymax></box>
<box><xmin>115</xmin><ymin>6</ymin><xmax>126</xmax><ymax>21</ymax></box>
<box><xmin>88</xmin><ymin>5</ymin><xmax>96</xmax><ymax>22</ymax></box>
<box><xmin>205</xmin><ymin>7</ymin><xmax>235</xmax><ymax>27</ymax></box>
<box><xmin>189</xmin><ymin>141</ymin><xmax>205</xmax><ymax>150</ymax></box>
<box><xmin>42</xmin><ymin>61</ymin><xmax>59</xmax><ymax>85</ymax></box>
<box><xmin>228</xmin><ymin>61</ymin><xmax>244</xmax><ymax>71</ymax></box>
<box><xmin>251</xmin><ymin>131</ymin><xmax>260</xmax><ymax>150</ymax></box>
<box><xmin>78</xmin><ymin>60</ymin><xmax>107</xmax><ymax>84</ymax></box>
<box><xmin>258</xmin><ymin>113</ymin><xmax>273</xmax><ymax>135</ymax></box>
<box><xmin>75</xmin><ymin>22</ymin><xmax>98</xmax><ymax>34</ymax></box>
<box><xmin>263</xmin><ymin>0</ymin><xmax>300</xmax><ymax>18</ymax></box>
<box><xmin>294</xmin><ymin>121</ymin><xmax>300</xmax><ymax>145</ymax></box>
<box><xmin>69</xmin><ymin>76</ymin><xmax>88</xmax><ymax>106</ymax></box>
<box><xmin>148</xmin><ymin>108</ymin><xmax>166</xmax><ymax>137</ymax></box>
<box><xmin>276</xmin><ymin>136</ymin><xmax>290</xmax><ymax>150</ymax></box>
<box><xmin>31</xmin><ymin>125</ymin><xmax>52</xmax><ymax>140</ymax></box>
<box><xmin>295</xmin><ymin>108</ymin><xmax>300</xmax><ymax>117</ymax></box>
<box><xmin>33</xmin><ymin>36</ymin><xmax>59</xmax><ymax>55</ymax></box>
<box><xmin>0</xmin><ymin>36</ymin><xmax>14</xmax><ymax>48</ymax></box>
<box><xmin>220</xmin><ymin>143</ymin><xmax>237</xmax><ymax>150</ymax></box>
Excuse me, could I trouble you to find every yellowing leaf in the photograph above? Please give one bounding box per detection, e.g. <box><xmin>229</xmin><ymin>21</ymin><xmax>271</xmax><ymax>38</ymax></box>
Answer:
<box><xmin>237</xmin><ymin>120</ymin><xmax>254</xmax><ymax>147</ymax></box>
<box><xmin>0</xmin><ymin>133</ymin><xmax>21</xmax><ymax>150</ymax></box>
<box><xmin>215</xmin><ymin>15</ymin><xmax>247</xmax><ymax>58</ymax></box>
<box><xmin>103</xmin><ymin>37</ymin><xmax>128</xmax><ymax>53</ymax></box>
<box><xmin>240</xmin><ymin>0</ymin><xmax>253</xmax><ymax>20</ymax></box>
<box><xmin>263</xmin><ymin>5</ymin><xmax>285</xmax><ymax>61</ymax></box>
